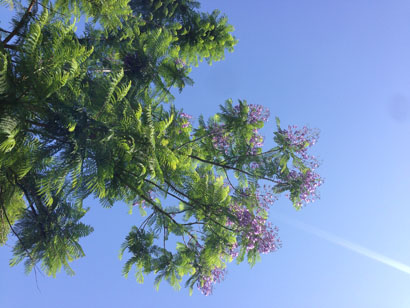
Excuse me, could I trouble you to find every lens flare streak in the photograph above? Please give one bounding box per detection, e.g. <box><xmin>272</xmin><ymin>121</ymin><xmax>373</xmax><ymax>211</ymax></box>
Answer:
<box><xmin>278</xmin><ymin>215</ymin><xmax>410</xmax><ymax>275</ymax></box>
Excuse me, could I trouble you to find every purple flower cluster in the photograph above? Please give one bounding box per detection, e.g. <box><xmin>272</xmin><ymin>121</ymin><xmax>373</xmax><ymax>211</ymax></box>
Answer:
<box><xmin>285</xmin><ymin>125</ymin><xmax>319</xmax><ymax>165</ymax></box>
<box><xmin>248</xmin><ymin>129</ymin><xmax>264</xmax><ymax>155</ymax></box>
<box><xmin>210</xmin><ymin>124</ymin><xmax>231</xmax><ymax>154</ymax></box>
<box><xmin>235</xmin><ymin>104</ymin><xmax>269</xmax><ymax>154</ymax></box>
<box><xmin>233</xmin><ymin>104</ymin><xmax>270</xmax><ymax>124</ymax></box>
<box><xmin>279</xmin><ymin>124</ymin><xmax>323</xmax><ymax>207</ymax></box>
<box><xmin>210</xmin><ymin>124</ymin><xmax>265</xmax><ymax>156</ymax></box>
<box><xmin>180</xmin><ymin>112</ymin><xmax>193</xmax><ymax>128</ymax></box>
<box><xmin>287</xmin><ymin>169</ymin><xmax>323</xmax><ymax>208</ymax></box>
<box><xmin>196</xmin><ymin>183</ymin><xmax>280</xmax><ymax>295</ymax></box>
<box><xmin>227</xmin><ymin>203</ymin><xmax>280</xmax><ymax>254</ymax></box>
<box><xmin>197</xmin><ymin>267</ymin><xmax>226</xmax><ymax>296</ymax></box>
<box><xmin>255</xmin><ymin>185</ymin><xmax>278</xmax><ymax>210</ymax></box>
<box><xmin>208</xmin><ymin>103</ymin><xmax>270</xmax><ymax>156</ymax></box>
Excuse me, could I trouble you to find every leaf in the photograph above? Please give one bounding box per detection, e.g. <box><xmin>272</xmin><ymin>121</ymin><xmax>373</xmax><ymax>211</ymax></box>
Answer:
<box><xmin>138</xmin><ymin>205</ymin><xmax>147</xmax><ymax>217</ymax></box>
<box><xmin>68</xmin><ymin>122</ymin><xmax>77</xmax><ymax>132</ymax></box>
<box><xmin>0</xmin><ymin>52</ymin><xmax>8</xmax><ymax>95</ymax></box>
<box><xmin>135</xmin><ymin>268</ymin><xmax>144</xmax><ymax>284</ymax></box>
<box><xmin>279</xmin><ymin>154</ymin><xmax>289</xmax><ymax>173</ymax></box>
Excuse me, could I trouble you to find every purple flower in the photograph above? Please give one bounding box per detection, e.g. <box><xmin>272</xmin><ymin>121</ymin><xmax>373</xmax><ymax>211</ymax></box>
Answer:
<box><xmin>180</xmin><ymin>112</ymin><xmax>193</xmax><ymax>128</ymax></box>
<box><xmin>197</xmin><ymin>267</ymin><xmax>226</xmax><ymax>296</ymax></box>
<box><xmin>276</xmin><ymin>124</ymin><xmax>323</xmax><ymax>207</ymax></box>
<box><xmin>287</xmin><ymin>169</ymin><xmax>323</xmax><ymax>208</ymax></box>
<box><xmin>284</xmin><ymin>125</ymin><xmax>320</xmax><ymax>165</ymax></box>
<box><xmin>248</xmin><ymin>129</ymin><xmax>264</xmax><ymax>155</ymax></box>
<box><xmin>227</xmin><ymin>202</ymin><xmax>280</xmax><ymax>255</ymax></box>
<box><xmin>233</xmin><ymin>104</ymin><xmax>270</xmax><ymax>124</ymax></box>
<box><xmin>210</xmin><ymin>124</ymin><xmax>231</xmax><ymax>154</ymax></box>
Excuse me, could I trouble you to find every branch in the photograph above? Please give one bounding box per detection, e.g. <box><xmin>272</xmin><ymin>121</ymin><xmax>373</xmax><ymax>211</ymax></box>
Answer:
<box><xmin>137</xmin><ymin>193</ymin><xmax>200</xmax><ymax>245</ymax></box>
<box><xmin>173</xmin><ymin>125</ymin><xmax>235</xmax><ymax>151</ymax></box>
<box><xmin>188</xmin><ymin>154</ymin><xmax>281</xmax><ymax>184</ymax></box>
<box><xmin>118</xmin><ymin>167</ymin><xmax>237</xmax><ymax>232</ymax></box>
<box><xmin>0</xmin><ymin>203</ymin><xmax>29</xmax><ymax>257</ymax></box>
<box><xmin>144</xmin><ymin>179</ymin><xmax>190</xmax><ymax>208</ymax></box>
<box><xmin>36</xmin><ymin>1</ymin><xmax>69</xmax><ymax>18</ymax></box>
<box><xmin>174</xmin><ymin>133</ymin><xmax>212</xmax><ymax>151</ymax></box>
<box><xmin>139</xmin><ymin>212</ymin><xmax>154</xmax><ymax>230</ymax></box>
<box><xmin>4</xmin><ymin>44</ymin><xmax>19</xmax><ymax>50</ymax></box>
<box><xmin>5</xmin><ymin>168</ymin><xmax>38</xmax><ymax>217</ymax></box>
<box><xmin>0</xmin><ymin>27</ymin><xmax>12</xmax><ymax>34</ymax></box>
<box><xmin>181</xmin><ymin>221</ymin><xmax>204</xmax><ymax>226</ymax></box>
<box><xmin>15</xmin><ymin>181</ymin><xmax>38</xmax><ymax>217</ymax></box>
<box><xmin>221</xmin><ymin>147</ymin><xmax>281</xmax><ymax>164</ymax></box>
<box><xmin>223</xmin><ymin>168</ymin><xmax>251</xmax><ymax>196</ymax></box>
<box><xmin>2</xmin><ymin>0</ymin><xmax>37</xmax><ymax>45</ymax></box>
<box><xmin>162</xmin><ymin>179</ymin><xmax>237</xmax><ymax>232</ymax></box>
<box><xmin>163</xmin><ymin>225</ymin><xmax>166</xmax><ymax>250</ymax></box>
<box><xmin>0</xmin><ymin>198</ymin><xmax>42</xmax><ymax>288</ymax></box>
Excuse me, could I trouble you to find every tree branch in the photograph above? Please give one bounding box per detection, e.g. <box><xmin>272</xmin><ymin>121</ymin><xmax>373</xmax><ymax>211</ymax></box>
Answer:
<box><xmin>221</xmin><ymin>147</ymin><xmax>281</xmax><ymax>164</ymax></box>
<box><xmin>174</xmin><ymin>133</ymin><xmax>211</xmax><ymax>151</ymax></box>
<box><xmin>223</xmin><ymin>168</ymin><xmax>251</xmax><ymax>196</ymax></box>
<box><xmin>14</xmin><ymin>181</ymin><xmax>38</xmax><ymax>217</ymax></box>
<box><xmin>137</xmin><ymin>193</ymin><xmax>200</xmax><ymax>246</ymax></box>
<box><xmin>0</xmin><ymin>196</ymin><xmax>42</xmax><ymax>288</ymax></box>
<box><xmin>162</xmin><ymin>179</ymin><xmax>237</xmax><ymax>232</ymax></box>
<box><xmin>139</xmin><ymin>212</ymin><xmax>155</xmax><ymax>230</ymax></box>
<box><xmin>0</xmin><ymin>27</ymin><xmax>12</xmax><ymax>34</ymax></box>
<box><xmin>4</xmin><ymin>44</ymin><xmax>19</xmax><ymax>50</ymax></box>
<box><xmin>2</xmin><ymin>0</ymin><xmax>37</xmax><ymax>45</ymax></box>
<box><xmin>119</xmin><ymin>165</ymin><xmax>237</xmax><ymax>232</ymax></box>
<box><xmin>188</xmin><ymin>154</ymin><xmax>281</xmax><ymax>184</ymax></box>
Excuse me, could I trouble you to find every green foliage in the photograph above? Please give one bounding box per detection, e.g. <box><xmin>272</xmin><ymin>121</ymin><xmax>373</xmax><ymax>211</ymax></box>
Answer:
<box><xmin>10</xmin><ymin>199</ymin><xmax>93</xmax><ymax>276</ymax></box>
<box><xmin>0</xmin><ymin>0</ymin><xmax>322</xmax><ymax>294</ymax></box>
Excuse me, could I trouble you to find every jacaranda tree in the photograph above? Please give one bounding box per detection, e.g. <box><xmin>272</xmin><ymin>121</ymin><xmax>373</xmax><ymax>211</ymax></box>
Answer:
<box><xmin>0</xmin><ymin>0</ymin><xmax>323</xmax><ymax>295</ymax></box>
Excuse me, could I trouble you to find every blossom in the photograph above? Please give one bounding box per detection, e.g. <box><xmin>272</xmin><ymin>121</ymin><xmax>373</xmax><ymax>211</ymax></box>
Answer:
<box><xmin>233</xmin><ymin>104</ymin><xmax>270</xmax><ymax>124</ymax></box>
<box><xmin>255</xmin><ymin>185</ymin><xmax>278</xmax><ymax>209</ymax></box>
<box><xmin>248</xmin><ymin>129</ymin><xmax>264</xmax><ymax>155</ymax></box>
<box><xmin>197</xmin><ymin>267</ymin><xmax>226</xmax><ymax>296</ymax></box>
<box><xmin>180</xmin><ymin>112</ymin><xmax>193</xmax><ymax>128</ymax></box>
<box><xmin>210</xmin><ymin>103</ymin><xmax>269</xmax><ymax>155</ymax></box>
<box><xmin>227</xmin><ymin>202</ymin><xmax>280</xmax><ymax>255</ymax></box>
<box><xmin>277</xmin><ymin>124</ymin><xmax>323</xmax><ymax>207</ymax></box>
<box><xmin>210</xmin><ymin>124</ymin><xmax>231</xmax><ymax>154</ymax></box>
<box><xmin>287</xmin><ymin>169</ymin><xmax>323</xmax><ymax>208</ymax></box>
<box><xmin>284</xmin><ymin>125</ymin><xmax>320</xmax><ymax>166</ymax></box>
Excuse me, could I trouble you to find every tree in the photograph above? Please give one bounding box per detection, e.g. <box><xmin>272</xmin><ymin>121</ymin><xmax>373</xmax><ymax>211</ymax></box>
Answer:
<box><xmin>0</xmin><ymin>0</ymin><xmax>323</xmax><ymax>295</ymax></box>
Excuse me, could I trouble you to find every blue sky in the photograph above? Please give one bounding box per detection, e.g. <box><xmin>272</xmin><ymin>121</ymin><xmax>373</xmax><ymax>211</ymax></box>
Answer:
<box><xmin>2</xmin><ymin>0</ymin><xmax>410</xmax><ymax>307</ymax></box>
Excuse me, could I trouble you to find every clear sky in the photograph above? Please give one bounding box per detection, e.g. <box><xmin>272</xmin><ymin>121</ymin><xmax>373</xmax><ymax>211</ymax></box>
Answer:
<box><xmin>2</xmin><ymin>0</ymin><xmax>410</xmax><ymax>307</ymax></box>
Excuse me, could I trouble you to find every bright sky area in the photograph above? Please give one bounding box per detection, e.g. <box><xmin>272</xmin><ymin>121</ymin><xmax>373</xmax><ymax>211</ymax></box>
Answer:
<box><xmin>1</xmin><ymin>0</ymin><xmax>410</xmax><ymax>307</ymax></box>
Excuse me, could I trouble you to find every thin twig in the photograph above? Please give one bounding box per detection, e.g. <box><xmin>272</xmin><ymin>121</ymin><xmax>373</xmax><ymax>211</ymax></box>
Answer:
<box><xmin>174</xmin><ymin>133</ymin><xmax>211</xmax><ymax>151</ymax></box>
<box><xmin>138</xmin><ymin>193</ymin><xmax>200</xmax><ymax>246</ymax></box>
<box><xmin>223</xmin><ymin>168</ymin><xmax>251</xmax><ymax>196</ymax></box>
<box><xmin>0</xmin><ymin>200</ymin><xmax>41</xmax><ymax>289</ymax></box>
<box><xmin>4</xmin><ymin>44</ymin><xmax>19</xmax><ymax>50</ymax></box>
<box><xmin>188</xmin><ymin>154</ymin><xmax>281</xmax><ymax>184</ymax></box>
<box><xmin>220</xmin><ymin>148</ymin><xmax>281</xmax><ymax>166</ymax></box>
<box><xmin>162</xmin><ymin>179</ymin><xmax>237</xmax><ymax>232</ymax></box>
<box><xmin>163</xmin><ymin>225</ymin><xmax>166</xmax><ymax>250</ymax></box>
